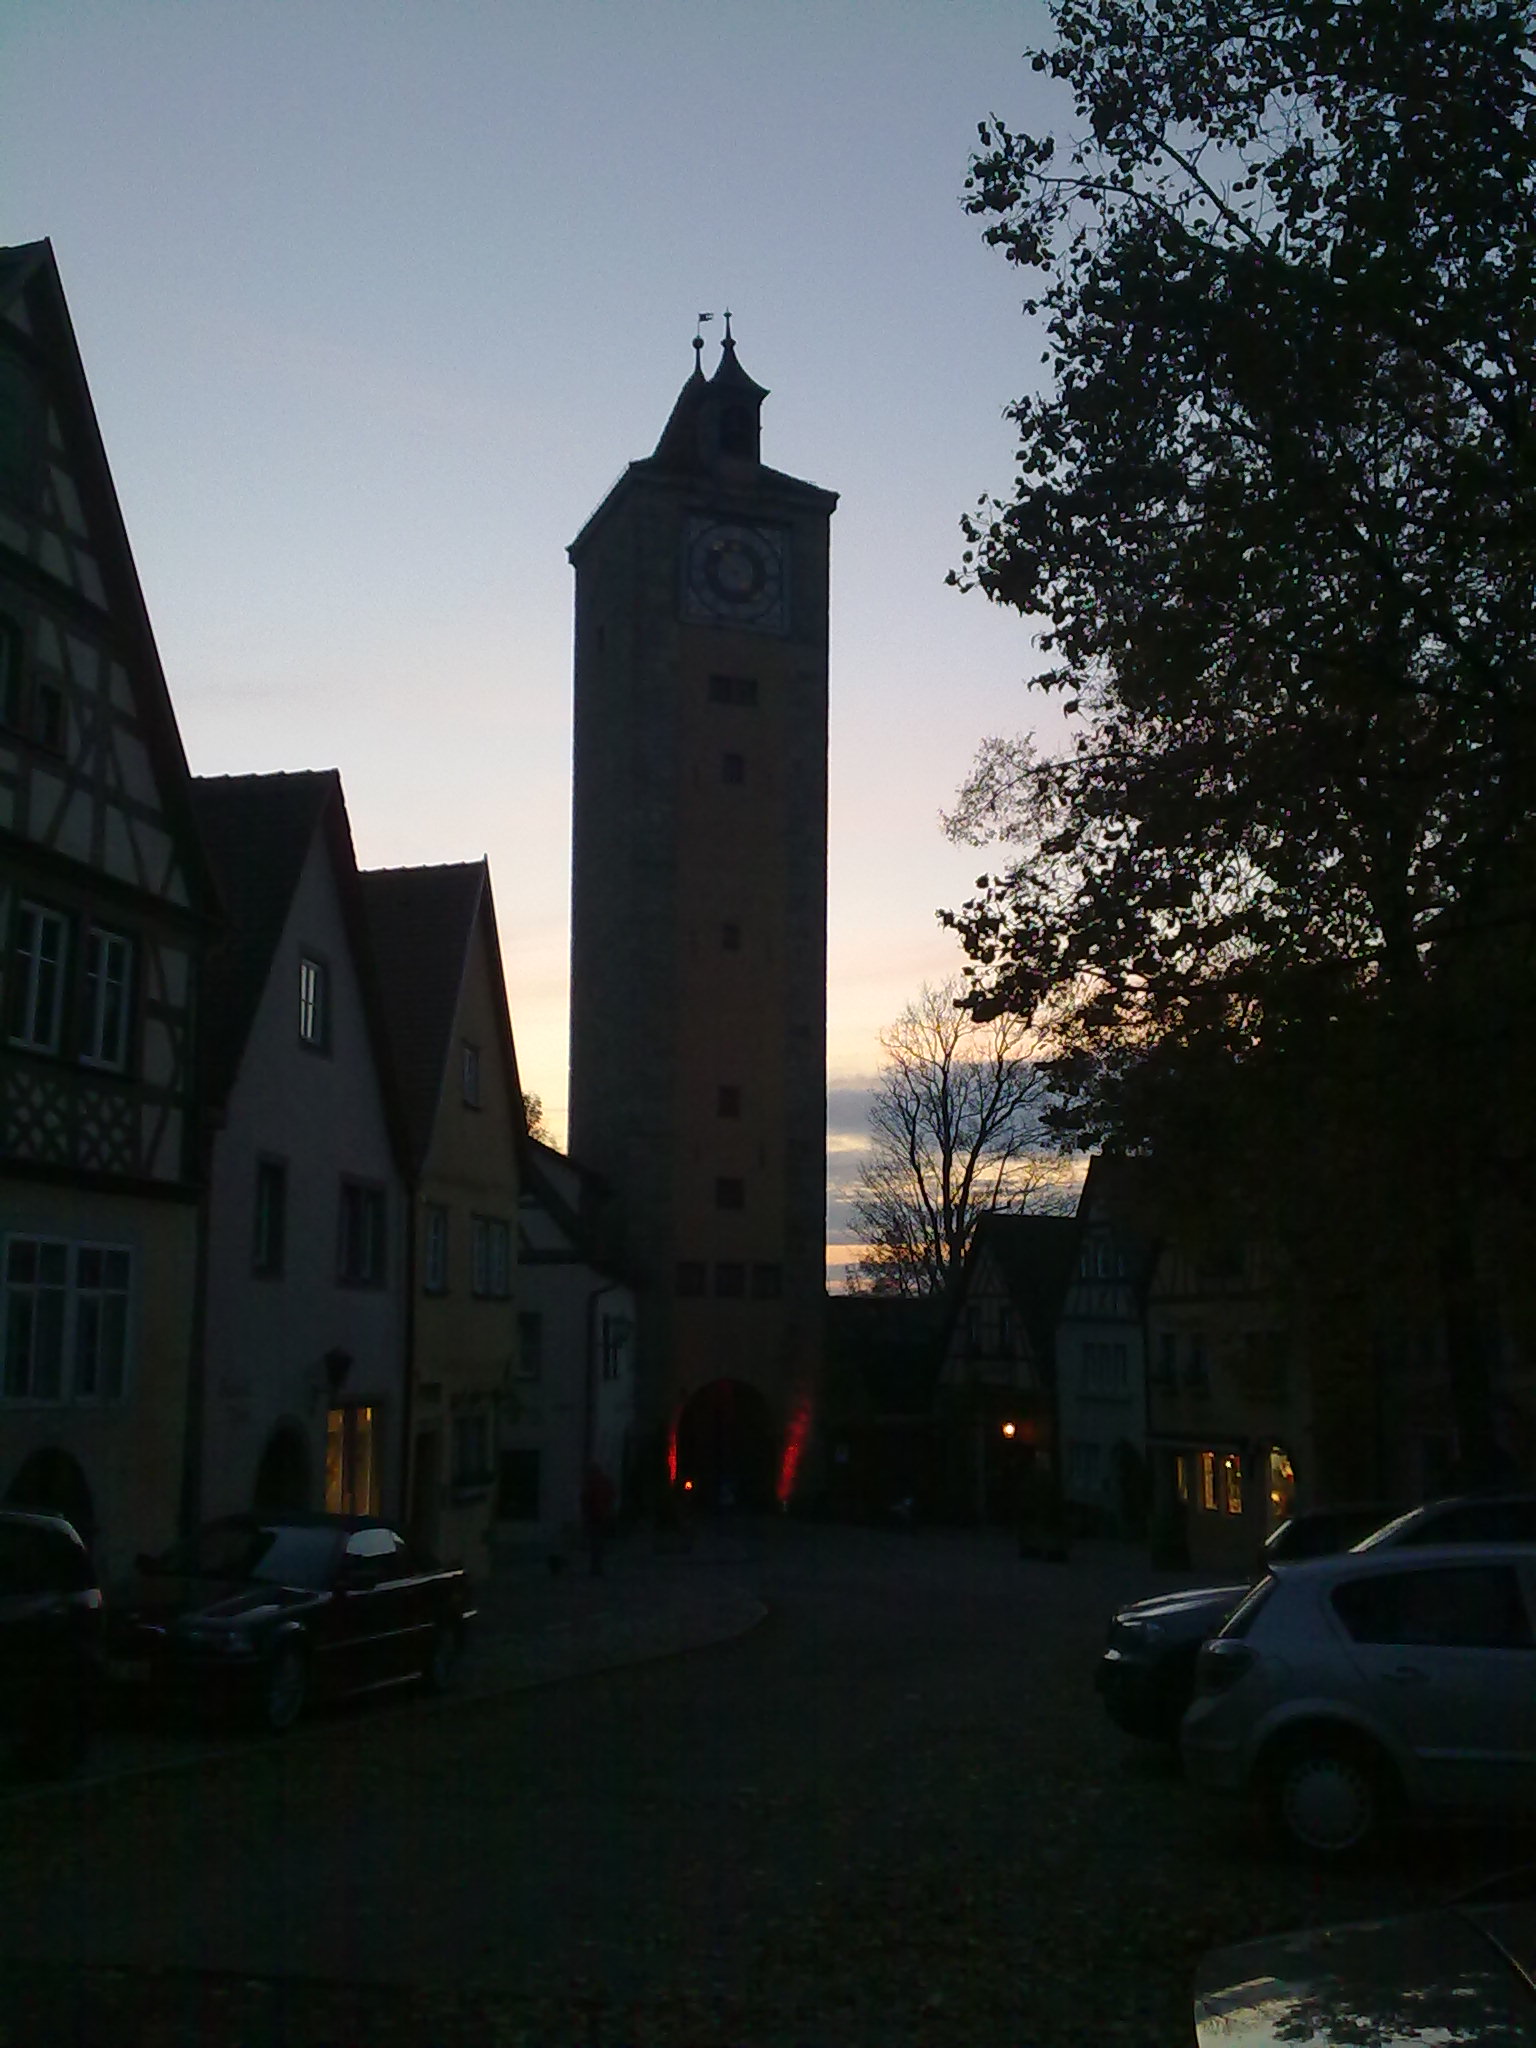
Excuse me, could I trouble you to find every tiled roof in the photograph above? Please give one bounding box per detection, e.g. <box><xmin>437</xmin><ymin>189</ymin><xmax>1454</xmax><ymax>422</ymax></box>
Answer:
<box><xmin>357</xmin><ymin>862</ymin><xmax>487</xmax><ymax>1174</ymax></box>
<box><xmin>189</xmin><ymin>771</ymin><xmax>342</xmax><ymax>1106</ymax></box>
<box><xmin>970</xmin><ymin>1212</ymin><xmax>1081</xmax><ymax>1360</ymax></box>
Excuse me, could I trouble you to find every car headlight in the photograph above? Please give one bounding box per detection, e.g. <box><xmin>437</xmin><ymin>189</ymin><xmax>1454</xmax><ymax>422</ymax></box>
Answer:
<box><xmin>1113</xmin><ymin>1617</ymin><xmax>1166</xmax><ymax>1647</ymax></box>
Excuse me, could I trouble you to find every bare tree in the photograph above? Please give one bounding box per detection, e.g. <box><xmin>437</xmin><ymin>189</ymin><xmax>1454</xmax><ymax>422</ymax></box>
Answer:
<box><xmin>848</xmin><ymin>980</ymin><xmax>1066</xmax><ymax>1297</ymax></box>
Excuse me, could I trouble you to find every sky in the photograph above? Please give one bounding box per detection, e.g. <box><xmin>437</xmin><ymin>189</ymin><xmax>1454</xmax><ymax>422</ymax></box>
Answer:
<box><xmin>1</xmin><ymin>0</ymin><xmax>1071</xmax><ymax>1280</ymax></box>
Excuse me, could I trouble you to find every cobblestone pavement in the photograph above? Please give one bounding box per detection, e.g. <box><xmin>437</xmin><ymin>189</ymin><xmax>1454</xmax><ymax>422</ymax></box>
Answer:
<box><xmin>0</xmin><ymin>1521</ymin><xmax>1528</xmax><ymax>2046</ymax></box>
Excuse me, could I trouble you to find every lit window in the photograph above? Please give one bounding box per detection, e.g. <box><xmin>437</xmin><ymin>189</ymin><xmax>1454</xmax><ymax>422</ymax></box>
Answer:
<box><xmin>298</xmin><ymin>956</ymin><xmax>329</xmax><ymax>1049</ymax></box>
<box><xmin>82</xmin><ymin>926</ymin><xmax>131</xmax><ymax>1068</ymax></box>
<box><xmin>11</xmin><ymin>903</ymin><xmax>67</xmax><ymax>1052</ymax></box>
<box><xmin>1199</xmin><ymin>1451</ymin><xmax>1217</xmax><ymax>1512</ymax></box>
<box><xmin>1175</xmin><ymin>1454</ymin><xmax>1189</xmax><ymax>1505</ymax></box>
<box><xmin>1223</xmin><ymin>1454</ymin><xmax>1244</xmax><ymax>1516</ymax></box>
<box><xmin>325</xmin><ymin>1404</ymin><xmax>376</xmax><ymax>1514</ymax></box>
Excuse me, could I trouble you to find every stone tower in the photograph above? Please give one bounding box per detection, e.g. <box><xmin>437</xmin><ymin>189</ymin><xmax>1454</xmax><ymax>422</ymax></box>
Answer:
<box><xmin>567</xmin><ymin>329</ymin><xmax>836</xmax><ymax>1506</ymax></box>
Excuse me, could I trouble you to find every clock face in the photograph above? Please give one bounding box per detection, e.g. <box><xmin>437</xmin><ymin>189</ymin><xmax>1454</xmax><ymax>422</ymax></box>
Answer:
<box><xmin>682</xmin><ymin>518</ymin><xmax>788</xmax><ymax>633</ymax></box>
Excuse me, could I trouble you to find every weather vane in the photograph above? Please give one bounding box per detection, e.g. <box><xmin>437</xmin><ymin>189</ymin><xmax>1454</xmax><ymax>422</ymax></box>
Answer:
<box><xmin>693</xmin><ymin>310</ymin><xmax>735</xmax><ymax>358</ymax></box>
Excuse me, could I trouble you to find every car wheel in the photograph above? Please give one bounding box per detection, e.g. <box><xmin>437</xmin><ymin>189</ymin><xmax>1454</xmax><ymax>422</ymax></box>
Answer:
<box><xmin>1263</xmin><ymin>1735</ymin><xmax>1392</xmax><ymax>1858</ymax></box>
<box><xmin>423</xmin><ymin>1622</ymin><xmax>463</xmax><ymax>1694</ymax></box>
<box><xmin>259</xmin><ymin>1642</ymin><xmax>308</xmax><ymax>1733</ymax></box>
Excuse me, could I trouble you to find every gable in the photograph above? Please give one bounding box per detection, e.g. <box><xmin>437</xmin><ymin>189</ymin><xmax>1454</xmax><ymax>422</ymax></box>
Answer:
<box><xmin>0</xmin><ymin>243</ymin><xmax>210</xmax><ymax>915</ymax></box>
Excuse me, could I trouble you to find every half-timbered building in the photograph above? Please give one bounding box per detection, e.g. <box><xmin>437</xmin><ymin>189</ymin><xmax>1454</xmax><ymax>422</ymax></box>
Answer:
<box><xmin>0</xmin><ymin>241</ymin><xmax>217</xmax><ymax>1574</ymax></box>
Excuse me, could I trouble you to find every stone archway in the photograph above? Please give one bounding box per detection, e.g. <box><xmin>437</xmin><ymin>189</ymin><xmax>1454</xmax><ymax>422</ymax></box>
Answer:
<box><xmin>5</xmin><ymin>1445</ymin><xmax>96</xmax><ymax>1541</ymax></box>
<box><xmin>253</xmin><ymin>1423</ymin><xmax>309</xmax><ymax>1514</ymax></box>
<box><xmin>675</xmin><ymin>1378</ymin><xmax>776</xmax><ymax>1510</ymax></box>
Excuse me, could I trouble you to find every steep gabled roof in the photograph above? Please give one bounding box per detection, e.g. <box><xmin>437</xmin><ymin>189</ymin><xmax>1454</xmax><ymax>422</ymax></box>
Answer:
<box><xmin>0</xmin><ymin>238</ymin><xmax>218</xmax><ymax>921</ymax></box>
<box><xmin>190</xmin><ymin>771</ymin><xmax>387</xmax><ymax>1120</ymax></box>
<box><xmin>357</xmin><ymin>860</ymin><xmax>522</xmax><ymax>1179</ymax></box>
<box><xmin>965</xmin><ymin>1213</ymin><xmax>1081</xmax><ymax>1362</ymax></box>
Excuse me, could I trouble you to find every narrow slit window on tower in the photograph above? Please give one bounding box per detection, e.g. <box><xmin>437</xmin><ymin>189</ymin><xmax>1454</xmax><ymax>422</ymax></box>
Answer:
<box><xmin>708</xmin><ymin>674</ymin><xmax>758</xmax><ymax>707</ymax></box>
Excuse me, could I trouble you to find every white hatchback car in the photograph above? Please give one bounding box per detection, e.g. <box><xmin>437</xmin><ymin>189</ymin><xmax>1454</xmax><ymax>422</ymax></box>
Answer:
<box><xmin>1181</xmin><ymin>1544</ymin><xmax>1536</xmax><ymax>1856</ymax></box>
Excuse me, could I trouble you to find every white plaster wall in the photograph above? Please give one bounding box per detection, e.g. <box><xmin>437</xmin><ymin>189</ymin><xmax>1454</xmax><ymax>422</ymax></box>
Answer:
<box><xmin>201</xmin><ymin>832</ymin><xmax>406</xmax><ymax>1521</ymax></box>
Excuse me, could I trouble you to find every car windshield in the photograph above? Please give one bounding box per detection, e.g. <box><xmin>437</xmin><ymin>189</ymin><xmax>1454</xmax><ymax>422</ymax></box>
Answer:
<box><xmin>1351</xmin><ymin>1505</ymin><xmax>1427</xmax><ymax>1551</ymax></box>
<box><xmin>154</xmin><ymin>1521</ymin><xmax>339</xmax><ymax>1589</ymax></box>
<box><xmin>1218</xmin><ymin>1575</ymin><xmax>1278</xmax><ymax>1638</ymax></box>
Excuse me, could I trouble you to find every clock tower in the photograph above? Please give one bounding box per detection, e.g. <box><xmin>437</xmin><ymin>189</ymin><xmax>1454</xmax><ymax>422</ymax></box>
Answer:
<box><xmin>567</xmin><ymin>330</ymin><xmax>836</xmax><ymax>1507</ymax></box>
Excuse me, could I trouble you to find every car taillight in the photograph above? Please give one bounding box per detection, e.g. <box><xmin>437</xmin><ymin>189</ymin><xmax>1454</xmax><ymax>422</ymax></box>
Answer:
<box><xmin>1196</xmin><ymin>1641</ymin><xmax>1254</xmax><ymax>1694</ymax></box>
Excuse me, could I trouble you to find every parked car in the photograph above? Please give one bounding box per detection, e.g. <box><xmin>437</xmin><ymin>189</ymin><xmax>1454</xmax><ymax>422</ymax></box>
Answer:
<box><xmin>1096</xmin><ymin>1503</ymin><xmax>1395</xmax><ymax>1741</ymax></box>
<box><xmin>106</xmin><ymin>1513</ymin><xmax>475</xmax><ymax>1733</ymax></box>
<box><xmin>1182</xmin><ymin>1542</ymin><xmax>1536</xmax><ymax>1857</ymax></box>
<box><xmin>0</xmin><ymin>1507</ymin><xmax>103</xmax><ymax>1776</ymax></box>
<box><xmin>1195</xmin><ymin>1886</ymin><xmax>1536</xmax><ymax>2044</ymax></box>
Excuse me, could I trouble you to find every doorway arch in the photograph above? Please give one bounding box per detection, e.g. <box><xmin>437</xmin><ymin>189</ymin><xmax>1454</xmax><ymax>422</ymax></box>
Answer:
<box><xmin>5</xmin><ymin>1445</ymin><xmax>96</xmax><ymax>1541</ymax></box>
<box><xmin>675</xmin><ymin>1379</ymin><xmax>776</xmax><ymax>1510</ymax></box>
<box><xmin>253</xmin><ymin>1423</ymin><xmax>309</xmax><ymax>1514</ymax></box>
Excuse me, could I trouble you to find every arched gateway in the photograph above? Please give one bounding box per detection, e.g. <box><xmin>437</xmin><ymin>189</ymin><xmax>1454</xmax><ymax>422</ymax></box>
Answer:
<box><xmin>675</xmin><ymin>1379</ymin><xmax>776</xmax><ymax>1510</ymax></box>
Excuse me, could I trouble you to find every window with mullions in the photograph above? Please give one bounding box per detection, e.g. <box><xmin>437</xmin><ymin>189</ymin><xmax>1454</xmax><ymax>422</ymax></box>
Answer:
<box><xmin>81</xmin><ymin>926</ymin><xmax>132</xmax><ymax>1069</ymax></box>
<box><xmin>471</xmin><ymin>1215</ymin><xmax>511</xmax><ymax>1299</ymax></box>
<box><xmin>252</xmin><ymin>1159</ymin><xmax>287</xmax><ymax>1277</ymax></box>
<box><xmin>10</xmin><ymin>902</ymin><xmax>67</xmax><ymax>1052</ymax></box>
<box><xmin>298</xmin><ymin>956</ymin><xmax>329</xmax><ymax>1050</ymax></box>
<box><xmin>337</xmin><ymin>1181</ymin><xmax>386</xmax><ymax>1286</ymax></box>
<box><xmin>708</xmin><ymin>674</ymin><xmax>758</xmax><ymax>706</ymax></box>
<box><xmin>2</xmin><ymin>1237</ymin><xmax>130</xmax><ymax>1402</ymax></box>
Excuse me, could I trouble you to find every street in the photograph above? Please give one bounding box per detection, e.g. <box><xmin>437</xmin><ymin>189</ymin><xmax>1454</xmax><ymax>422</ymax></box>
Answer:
<box><xmin>0</xmin><ymin>1520</ymin><xmax>1526</xmax><ymax>2046</ymax></box>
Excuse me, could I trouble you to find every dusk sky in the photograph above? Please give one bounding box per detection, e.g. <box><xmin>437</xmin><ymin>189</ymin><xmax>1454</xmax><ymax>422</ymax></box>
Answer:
<box><xmin>2</xmin><ymin>1</ymin><xmax>1069</xmax><ymax>1277</ymax></box>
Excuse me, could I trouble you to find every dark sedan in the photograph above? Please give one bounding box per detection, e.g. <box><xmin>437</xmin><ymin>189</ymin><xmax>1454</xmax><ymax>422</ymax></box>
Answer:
<box><xmin>107</xmin><ymin>1513</ymin><xmax>475</xmax><ymax>1732</ymax></box>
<box><xmin>1096</xmin><ymin>1503</ymin><xmax>1395</xmax><ymax>1741</ymax></box>
<box><xmin>0</xmin><ymin>1508</ymin><xmax>103</xmax><ymax>1775</ymax></box>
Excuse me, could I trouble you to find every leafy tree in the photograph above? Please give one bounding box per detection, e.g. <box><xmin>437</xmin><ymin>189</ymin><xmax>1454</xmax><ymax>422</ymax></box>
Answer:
<box><xmin>522</xmin><ymin>1092</ymin><xmax>548</xmax><ymax>1143</ymax></box>
<box><xmin>944</xmin><ymin>0</ymin><xmax>1536</xmax><ymax>1477</ymax></box>
<box><xmin>848</xmin><ymin>980</ymin><xmax>1066</xmax><ymax>1297</ymax></box>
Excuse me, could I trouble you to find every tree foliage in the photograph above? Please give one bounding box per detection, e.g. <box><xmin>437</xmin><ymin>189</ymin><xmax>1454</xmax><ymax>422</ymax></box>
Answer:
<box><xmin>848</xmin><ymin>981</ymin><xmax>1066</xmax><ymax>1297</ymax></box>
<box><xmin>945</xmin><ymin>0</ymin><xmax>1536</xmax><ymax>1475</ymax></box>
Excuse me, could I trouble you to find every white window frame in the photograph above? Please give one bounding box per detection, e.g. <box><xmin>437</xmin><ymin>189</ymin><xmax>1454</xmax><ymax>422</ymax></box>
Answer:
<box><xmin>81</xmin><ymin>924</ymin><xmax>132</xmax><ymax>1069</ymax></box>
<box><xmin>1</xmin><ymin>1234</ymin><xmax>131</xmax><ymax>1403</ymax></box>
<box><xmin>11</xmin><ymin>902</ymin><xmax>68</xmax><ymax>1052</ymax></box>
<box><xmin>298</xmin><ymin>955</ymin><xmax>329</xmax><ymax>1049</ymax></box>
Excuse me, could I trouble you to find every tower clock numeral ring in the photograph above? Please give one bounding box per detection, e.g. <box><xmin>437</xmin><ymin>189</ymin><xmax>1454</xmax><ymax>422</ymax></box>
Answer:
<box><xmin>705</xmin><ymin>537</ymin><xmax>767</xmax><ymax>601</ymax></box>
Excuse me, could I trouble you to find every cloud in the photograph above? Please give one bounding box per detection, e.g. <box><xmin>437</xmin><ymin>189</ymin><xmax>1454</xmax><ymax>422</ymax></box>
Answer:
<box><xmin>826</xmin><ymin>1078</ymin><xmax>880</xmax><ymax>1141</ymax></box>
